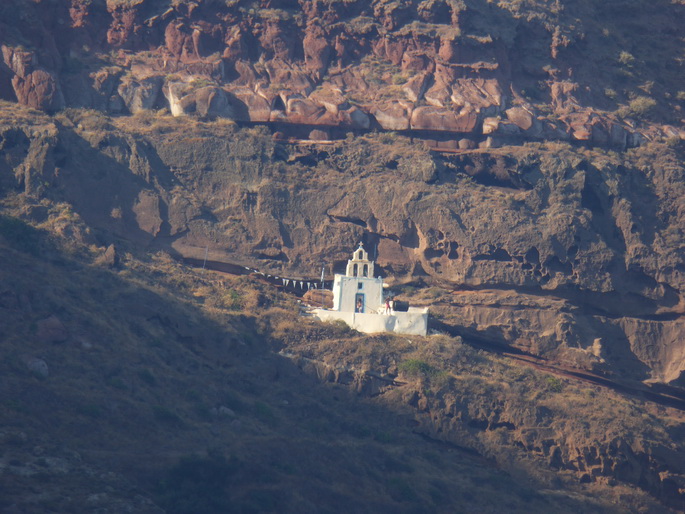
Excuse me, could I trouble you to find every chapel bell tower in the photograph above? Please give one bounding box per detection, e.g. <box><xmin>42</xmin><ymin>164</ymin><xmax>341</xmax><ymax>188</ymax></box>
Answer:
<box><xmin>346</xmin><ymin>243</ymin><xmax>374</xmax><ymax>278</ymax></box>
<box><xmin>332</xmin><ymin>242</ymin><xmax>383</xmax><ymax>313</ymax></box>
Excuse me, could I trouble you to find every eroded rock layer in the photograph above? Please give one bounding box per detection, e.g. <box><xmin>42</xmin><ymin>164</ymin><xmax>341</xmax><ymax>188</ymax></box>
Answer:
<box><xmin>1</xmin><ymin>104</ymin><xmax>683</xmax><ymax>387</ymax></box>
<box><xmin>0</xmin><ymin>0</ymin><xmax>683</xmax><ymax>148</ymax></box>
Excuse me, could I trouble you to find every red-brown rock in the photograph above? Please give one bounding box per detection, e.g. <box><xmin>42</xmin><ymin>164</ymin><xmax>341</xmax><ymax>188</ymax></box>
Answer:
<box><xmin>411</xmin><ymin>106</ymin><xmax>478</xmax><ymax>132</ymax></box>
<box><xmin>373</xmin><ymin>101</ymin><xmax>412</xmax><ymax>131</ymax></box>
<box><xmin>12</xmin><ymin>70</ymin><xmax>64</xmax><ymax>111</ymax></box>
<box><xmin>401</xmin><ymin>52</ymin><xmax>434</xmax><ymax>72</ymax></box>
<box><xmin>107</xmin><ymin>3</ymin><xmax>141</xmax><ymax>48</ymax></box>
<box><xmin>383</xmin><ymin>37</ymin><xmax>406</xmax><ymax>66</ymax></box>
<box><xmin>451</xmin><ymin>78</ymin><xmax>503</xmax><ymax>115</ymax></box>
<box><xmin>223</xmin><ymin>26</ymin><xmax>250</xmax><ymax>62</ymax></box>
<box><xmin>285</xmin><ymin>97</ymin><xmax>325</xmax><ymax>124</ymax></box>
<box><xmin>3</xmin><ymin>45</ymin><xmax>64</xmax><ymax>110</ymax></box>
<box><xmin>424</xmin><ymin>80</ymin><xmax>451</xmax><ymax>107</ymax></box>
<box><xmin>309</xmin><ymin>87</ymin><xmax>349</xmax><ymax>115</ymax></box>
<box><xmin>259</xmin><ymin>19</ymin><xmax>296</xmax><ymax>61</ymax></box>
<box><xmin>264</xmin><ymin>60</ymin><xmax>314</xmax><ymax>96</ymax></box>
<box><xmin>505</xmin><ymin>106</ymin><xmax>535</xmax><ymax>131</ymax></box>
<box><xmin>231</xmin><ymin>88</ymin><xmax>271</xmax><ymax>122</ymax></box>
<box><xmin>402</xmin><ymin>72</ymin><xmax>431</xmax><ymax>103</ymax></box>
<box><xmin>303</xmin><ymin>24</ymin><xmax>331</xmax><ymax>78</ymax></box>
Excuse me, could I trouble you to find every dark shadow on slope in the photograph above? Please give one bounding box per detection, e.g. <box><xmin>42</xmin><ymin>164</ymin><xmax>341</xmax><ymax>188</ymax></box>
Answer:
<box><xmin>0</xmin><ymin>224</ymin><xmax>628</xmax><ymax>514</ymax></box>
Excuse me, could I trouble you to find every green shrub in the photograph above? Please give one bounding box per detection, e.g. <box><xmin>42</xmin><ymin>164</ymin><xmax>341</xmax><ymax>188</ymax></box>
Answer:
<box><xmin>399</xmin><ymin>359</ymin><xmax>437</xmax><ymax>378</ymax></box>
<box><xmin>391</xmin><ymin>73</ymin><xmax>407</xmax><ymax>85</ymax></box>
<box><xmin>544</xmin><ymin>375</ymin><xmax>563</xmax><ymax>393</ymax></box>
<box><xmin>628</xmin><ymin>96</ymin><xmax>657</xmax><ymax>117</ymax></box>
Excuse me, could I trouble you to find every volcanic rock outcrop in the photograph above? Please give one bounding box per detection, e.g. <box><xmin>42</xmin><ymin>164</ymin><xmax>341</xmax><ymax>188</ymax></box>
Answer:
<box><xmin>1</xmin><ymin>102</ymin><xmax>683</xmax><ymax>389</ymax></box>
<box><xmin>0</xmin><ymin>0</ymin><xmax>683</xmax><ymax>148</ymax></box>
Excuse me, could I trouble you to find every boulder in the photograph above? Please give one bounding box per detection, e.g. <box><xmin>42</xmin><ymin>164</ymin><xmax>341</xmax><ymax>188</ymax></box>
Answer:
<box><xmin>195</xmin><ymin>87</ymin><xmax>234</xmax><ymax>118</ymax></box>
<box><xmin>505</xmin><ymin>106</ymin><xmax>535</xmax><ymax>131</ymax></box>
<box><xmin>285</xmin><ymin>97</ymin><xmax>326</xmax><ymax>124</ymax></box>
<box><xmin>117</xmin><ymin>75</ymin><xmax>162</xmax><ymax>114</ymax></box>
<box><xmin>438</xmin><ymin>37</ymin><xmax>459</xmax><ymax>63</ymax></box>
<box><xmin>89</xmin><ymin>67</ymin><xmax>124</xmax><ymax>111</ymax></box>
<box><xmin>264</xmin><ymin>60</ymin><xmax>314</xmax><ymax>96</ymax></box>
<box><xmin>402</xmin><ymin>72</ymin><xmax>431</xmax><ymax>103</ymax></box>
<box><xmin>309</xmin><ymin>129</ymin><xmax>329</xmax><ymax>140</ymax></box>
<box><xmin>401</xmin><ymin>52</ymin><xmax>434</xmax><ymax>72</ymax></box>
<box><xmin>2</xmin><ymin>46</ymin><xmax>64</xmax><ymax>111</ymax></box>
<box><xmin>164</xmin><ymin>82</ymin><xmax>195</xmax><ymax>116</ymax></box>
<box><xmin>424</xmin><ymin>81</ymin><xmax>451</xmax><ymax>107</ymax></box>
<box><xmin>382</xmin><ymin>36</ymin><xmax>406</xmax><ymax>66</ymax></box>
<box><xmin>11</xmin><ymin>70</ymin><xmax>65</xmax><ymax>112</ymax></box>
<box><xmin>230</xmin><ymin>88</ymin><xmax>271</xmax><ymax>122</ymax></box>
<box><xmin>337</xmin><ymin>106</ymin><xmax>369</xmax><ymax>130</ymax></box>
<box><xmin>479</xmin><ymin>136</ymin><xmax>497</xmax><ymax>149</ymax></box>
<box><xmin>459</xmin><ymin>138</ymin><xmax>476</xmax><ymax>149</ymax></box>
<box><xmin>164</xmin><ymin>83</ymin><xmax>234</xmax><ymax>118</ymax></box>
<box><xmin>609</xmin><ymin>123</ymin><xmax>629</xmax><ymax>148</ymax></box>
<box><xmin>309</xmin><ymin>88</ymin><xmax>349</xmax><ymax>115</ymax></box>
<box><xmin>132</xmin><ymin>190</ymin><xmax>163</xmax><ymax>237</ymax></box>
<box><xmin>506</xmin><ymin>106</ymin><xmax>544</xmax><ymax>137</ymax></box>
<box><xmin>373</xmin><ymin>101</ymin><xmax>412</xmax><ymax>131</ymax></box>
<box><xmin>102</xmin><ymin>244</ymin><xmax>119</xmax><ymax>268</ymax></box>
<box><xmin>411</xmin><ymin>106</ymin><xmax>478</xmax><ymax>133</ymax></box>
<box><xmin>482</xmin><ymin>117</ymin><xmax>499</xmax><ymax>135</ymax></box>
<box><xmin>450</xmin><ymin>78</ymin><xmax>503</xmax><ymax>116</ymax></box>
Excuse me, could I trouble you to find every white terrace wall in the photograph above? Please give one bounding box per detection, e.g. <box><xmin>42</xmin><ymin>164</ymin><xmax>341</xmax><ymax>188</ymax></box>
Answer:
<box><xmin>314</xmin><ymin>308</ymin><xmax>428</xmax><ymax>336</ymax></box>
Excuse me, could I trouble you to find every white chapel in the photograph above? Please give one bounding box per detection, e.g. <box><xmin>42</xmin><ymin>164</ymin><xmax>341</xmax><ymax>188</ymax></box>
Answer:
<box><xmin>315</xmin><ymin>243</ymin><xmax>428</xmax><ymax>336</ymax></box>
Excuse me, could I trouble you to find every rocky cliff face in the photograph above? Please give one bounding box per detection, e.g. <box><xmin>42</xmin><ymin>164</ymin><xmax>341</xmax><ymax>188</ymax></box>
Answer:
<box><xmin>1</xmin><ymin>3</ymin><xmax>685</xmax><ymax>509</ymax></box>
<box><xmin>1</xmin><ymin>103</ymin><xmax>684</xmax><ymax>388</ymax></box>
<box><xmin>0</xmin><ymin>0</ymin><xmax>683</xmax><ymax>148</ymax></box>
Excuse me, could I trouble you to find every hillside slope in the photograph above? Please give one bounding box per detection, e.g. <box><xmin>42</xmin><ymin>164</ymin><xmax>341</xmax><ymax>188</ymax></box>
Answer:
<box><xmin>1</xmin><ymin>200</ymin><xmax>683</xmax><ymax>512</ymax></box>
<box><xmin>2</xmin><ymin>102</ymin><xmax>684</xmax><ymax>388</ymax></box>
<box><xmin>1</xmin><ymin>0</ymin><xmax>685</xmax><ymax>511</ymax></box>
